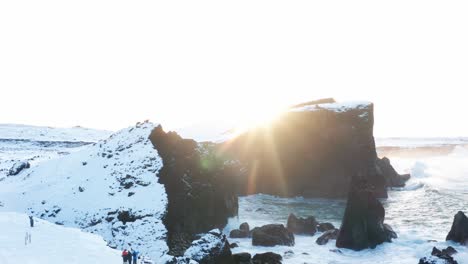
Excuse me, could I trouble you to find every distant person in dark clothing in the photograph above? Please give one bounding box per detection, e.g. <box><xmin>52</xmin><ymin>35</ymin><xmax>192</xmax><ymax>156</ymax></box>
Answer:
<box><xmin>29</xmin><ymin>215</ymin><xmax>34</xmax><ymax>227</ymax></box>
<box><xmin>131</xmin><ymin>249</ymin><xmax>139</xmax><ymax>264</ymax></box>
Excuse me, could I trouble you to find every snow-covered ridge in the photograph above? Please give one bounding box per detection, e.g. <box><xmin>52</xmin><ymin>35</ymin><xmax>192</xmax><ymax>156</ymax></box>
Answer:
<box><xmin>0</xmin><ymin>121</ymin><xmax>170</xmax><ymax>261</ymax></box>
<box><xmin>290</xmin><ymin>101</ymin><xmax>372</xmax><ymax>113</ymax></box>
<box><xmin>0</xmin><ymin>123</ymin><xmax>112</xmax><ymax>142</ymax></box>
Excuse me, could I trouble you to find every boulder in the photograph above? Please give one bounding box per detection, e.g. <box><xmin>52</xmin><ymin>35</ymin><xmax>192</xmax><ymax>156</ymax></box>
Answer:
<box><xmin>252</xmin><ymin>224</ymin><xmax>295</xmax><ymax>247</ymax></box>
<box><xmin>419</xmin><ymin>246</ymin><xmax>458</xmax><ymax>264</ymax></box>
<box><xmin>376</xmin><ymin>157</ymin><xmax>410</xmax><ymax>188</ymax></box>
<box><xmin>316</xmin><ymin>229</ymin><xmax>339</xmax><ymax>245</ymax></box>
<box><xmin>336</xmin><ymin>180</ymin><xmax>396</xmax><ymax>250</ymax></box>
<box><xmin>286</xmin><ymin>213</ymin><xmax>318</xmax><ymax>235</ymax></box>
<box><xmin>230</xmin><ymin>229</ymin><xmax>249</xmax><ymax>238</ymax></box>
<box><xmin>446</xmin><ymin>211</ymin><xmax>468</xmax><ymax>245</ymax></box>
<box><xmin>183</xmin><ymin>229</ymin><xmax>234</xmax><ymax>264</ymax></box>
<box><xmin>230</xmin><ymin>222</ymin><xmax>250</xmax><ymax>238</ymax></box>
<box><xmin>252</xmin><ymin>252</ymin><xmax>282</xmax><ymax>264</ymax></box>
<box><xmin>222</xmin><ymin>100</ymin><xmax>390</xmax><ymax>198</ymax></box>
<box><xmin>232</xmin><ymin>252</ymin><xmax>252</xmax><ymax>264</ymax></box>
<box><xmin>8</xmin><ymin>161</ymin><xmax>30</xmax><ymax>176</ymax></box>
<box><xmin>149</xmin><ymin>126</ymin><xmax>239</xmax><ymax>256</ymax></box>
<box><xmin>317</xmin><ymin>222</ymin><xmax>335</xmax><ymax>232</ymax></box>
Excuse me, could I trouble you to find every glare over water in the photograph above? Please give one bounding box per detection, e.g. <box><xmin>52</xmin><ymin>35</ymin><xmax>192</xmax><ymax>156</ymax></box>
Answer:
<box><xmin>225</xmin><ymin>145</ymin><xmax>468</xmax><ymax>263</ymax></box>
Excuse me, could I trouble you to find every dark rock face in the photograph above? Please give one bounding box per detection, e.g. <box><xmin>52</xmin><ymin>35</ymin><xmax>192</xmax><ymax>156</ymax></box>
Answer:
<box><xmin>252</xmin><ymin>252</ymin><xmax>282</xmax><ymax>264</ymax></box>
<box><xmin>376</xmin><ymin>157</ymin><xmax>411</xmax><ymax>188</ymax></box>
<box><xmin>419</xmin><ymin>246</ymin><xmax>458</xmax><ymax>264</ymax></box>
<box><xmin>8</xmin><ymin>161</ymin><xmax>30</xmax><ymax>176</ymax></box>
<box><xmin>223</xmin><ymin>101</ymin><xmax>394</xmax><ymax>198</ymax></box>
<box><xmin>233</xmin><ymin>252</ymin><xmax>252</xmax><ymax>264</ymax></box>
<box><xmin>316</xmin><ymin>229</ymin><xmax>339</xmax><ymax>245</ymax></box>
<box><xmin>180</xmin><ymin>229</ymin><xmax>234</xmax><ymax>264</ymax></box>
<box><xmin>317</xmin><ymin>222</ymin><xmax>335</xmax><ymax>232</ymax></box>
<box><xmin>230</xmin><ymin>222</ymin><xmax>250</xmax><ymax>238</ymax></box>
<box><xmin>446</xmin><ymin>211</ymin><xmax>468</xmax><ymax>245</ymax></box>
<box><xmin>286</xmin><ymin>213</ymin><xmax>318</xmax><ymax>235</ymax></box>
<box><xmin>149</xmin><ymin>126</ymin><xmax>239</xmax><ymax>256</ymax></box>
<box><xmin>251</xmin><ymin>224</ymin><xmax>295</xmax><ymax>247</ymax></box>
<box><xmin>336</xmin><ymin>181</ymin><xmax>396</xmax><ymax>250</ymax></box>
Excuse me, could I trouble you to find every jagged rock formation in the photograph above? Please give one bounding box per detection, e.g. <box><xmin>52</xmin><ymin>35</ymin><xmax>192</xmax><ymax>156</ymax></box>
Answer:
<box><xmin>286</xmin><ymin>213</ymin><xmax>317</xmax><ymax>235</ymax></box>
<box><xmin>376</xmin><ymin>157</ymin><xmax>411</xmax><ymax>188</ymax></box>
<box><xmin>149</xmin><ymin>126</ymin><xmax>239</xmax><ymax>256</ymax></box>
<box><xmin>446</xmin><ymin>211</ymin><xmax>468</xmax><ymax>245</ymax></box>
<box><xmin>230</xmin><ymin>222</ymin><xmax>250</xmax><ymax>238</ymax></box>
<box><xmin>222</xmin><ymin>100</ymin><xmax>408</xmax><ymax>198</ymax></box>
<box><xmin>316</xmin><ymin>229</ymin><xmax>339</xmax><ymax>245</ymax></box>
<box><xmin>181</xmin><ymin>229</ymin><xmax>234</xmax><ymax>264</ymax></box>
<box><xmin>336</xmin><ymin>180</ymin><xmax>396</xmax><ymax>250</ymax></box>
<box><xmin>419</xmin><ymin>246</ymin><xmax>458</xmax><ymax>264</ymax></box>
<box><xmin>251</xmin><ymin>224</ymin><xmax>295</xmax><ymax>247</ymax></box>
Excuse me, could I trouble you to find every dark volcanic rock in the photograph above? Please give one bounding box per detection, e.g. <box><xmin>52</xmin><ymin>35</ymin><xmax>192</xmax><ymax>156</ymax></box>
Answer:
<box><xmin>182</xmin><ymin>229</ymin><xmax>234</xmax><ymax>264</ymax></box>
<box><xmin>446</xmin><ymin>211</ymin><xmax>468</xmax><ymax>245</ymax></box>
<box><xmin>149</xmin><ymin>126</ymin><xmax>239</xmax><ymax>256</ymax></box>
<box><xmin>317</xmin><ymin>222</ymin><xmax>335</xmax><ymax>232</ymax></box>
<box><xmin>419</xmin><ymin>246</ymin><xmax>458</xmax><ymax>264</ymax></box>
<box><xmin>316</xmin><ymin>229</ymin><xmax>339</xmax><ymax>245</ymax></box>
<box><xmin>230</xmin><ymin>222</ymin><xmax>250</xmax><ymax>238</ymax></box>
<box><xmin>251</xmin><ymin>224</ymin><xmax>295</xmax><ymax>247</ymax></box>
<box><xmin>336</xmin><ymin>181</ymin><xmax>396</xmax><ymax>250</ymax></box>
<box><xmin>223</xmin><ymin>101</ymin><xmax>391</xmax><ymax>198</ymax></box>
<box><xmin>232</xmin><ymin>252</ymin><xmax>252</xmax><ymax>264</ymax></box>
<box><xmin>376</xmin><ymin>157</ymin><xmax>410</xmax><ymax>188</ymax></box>
<box><xmin>252</xmin><ymin>252</ymin><xmax>282</xmax><ymax>264</ymax></box>
<box><xmin>286</xmin><ymin>213</ymin><xmax>318</xmax><ymax>235</ymax></box>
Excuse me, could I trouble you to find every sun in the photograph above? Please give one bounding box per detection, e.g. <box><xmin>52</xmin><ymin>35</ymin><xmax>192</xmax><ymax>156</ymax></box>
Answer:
<box><xmin>232</xmin><ymin>106</ymin><xmax>284</xmax><ymax>136</ymax></box>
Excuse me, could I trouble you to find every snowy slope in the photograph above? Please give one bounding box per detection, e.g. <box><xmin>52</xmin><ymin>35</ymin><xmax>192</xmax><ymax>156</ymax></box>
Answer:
<box><xmin>0</xmin><ymin>123</ymin><xmax>112</xmax><ymax>142</ymax></box>
<box><xmin>0</xmin><ymin>212</ymin><xmax>121</xmax><ymax>264</ymax></box>
<box><xmin>0</xmin><ymin>124</ymin><xmax>112</xmax><ymax>179</ymax></box>
<box><xmin>0</xmin><ymin>121</ymin><xmax>170</xmax><ymax>261</ymax></box>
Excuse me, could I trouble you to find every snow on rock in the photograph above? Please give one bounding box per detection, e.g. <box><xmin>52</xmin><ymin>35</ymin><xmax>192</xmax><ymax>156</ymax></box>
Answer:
<box><xmin>182</xmin><ymin>229</ymin><xmax>233</xmax><ymax>264</ymax></box>
<box><xmin>0</xmin><ymin>121</ymin><xmax>169</xmax><ymax>261</ymax></box>
<box><xmin>290</xmin><ymin>101</ymin><xmax>372</xmax><ymax>113</ymax></box>
<box><xmin>0</xmin><ymin>211</ymin><xmax>121</xmax><ymax>264</ymax></box>
<box><xmin>7</xmin><ymin>160</ymin><xmax>30</xmax><ymax>176</ymax></box>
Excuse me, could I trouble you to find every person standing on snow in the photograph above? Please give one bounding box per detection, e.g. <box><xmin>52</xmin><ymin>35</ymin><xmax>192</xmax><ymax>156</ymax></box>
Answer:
<box><xmin>29</xmin><ymin>215</ymin><xmax>34</xmax><ymax>227</ymax></box>
<box><xmin>122</xmin><ymin>249</ymin><xmax>129</xmax><ymax>263</ymax></box>
<box><xmin>131</xmin><ymin>249</ymin><xmax>139</xmax><ymax>264</ymax></box>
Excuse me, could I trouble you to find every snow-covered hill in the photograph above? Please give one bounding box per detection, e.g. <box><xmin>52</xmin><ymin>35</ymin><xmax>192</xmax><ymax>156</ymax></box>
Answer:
<box><xmin>0</xmin><ymin>124</ymin><xmax>112</xmax><ymax>179</ymax></box>
<box><xmin>0</xmin><ymin>124</ymin><xmax>112</xmax><ymax>142</ymax></box>
<box><xmin>0</xmin><ymin>121</ymin><xmax>171</xmax><ymax>261</ymax></box>
<box><xmin>0</xmin><ymin>212</ymin><xmax>121</xmax><ymax>264</ymax></box>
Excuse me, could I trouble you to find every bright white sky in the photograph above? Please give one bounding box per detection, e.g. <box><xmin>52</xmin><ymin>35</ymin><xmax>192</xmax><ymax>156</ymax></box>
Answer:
<box><xmin>1</xmin><ymin>1</ymin><xmax>467</xmax><ymax>137</ymax></box>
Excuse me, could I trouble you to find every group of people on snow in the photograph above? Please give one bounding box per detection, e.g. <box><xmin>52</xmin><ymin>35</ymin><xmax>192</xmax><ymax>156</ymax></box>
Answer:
<box><xmin>121</xmin><ymin>249</ymin><xmax>140</xmax><ymax>264</ymax></box>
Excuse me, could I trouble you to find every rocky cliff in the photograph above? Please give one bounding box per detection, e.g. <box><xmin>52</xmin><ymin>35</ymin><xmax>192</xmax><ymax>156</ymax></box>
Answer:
<box><xmin>222</xmin><ymin>100</ymin><xmax>407</xmax><ymax>198</ymax></box>
<box><xmin>149</xmin><ymin>126</ymin><xmax>239</xmax><ymax>256</ymax></box>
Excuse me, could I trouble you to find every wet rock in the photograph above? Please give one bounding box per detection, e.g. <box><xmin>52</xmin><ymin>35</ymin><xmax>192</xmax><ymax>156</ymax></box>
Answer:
<box><xmin>336</xmin><ymin>181</ymin><xmax>396</xmax><ymax>250</ymax></box>
<box><xmin>232</xmin><ymin>252</ymin><xmax>252</xmax><ymax>264</ymax></box>
<box><xmin>316</xmin><ymin>229</ymin><xmax>339</xmax><ymax>245</ymax></box>
<box><xmin>252</xmin><ymin>252</ymin><xmax>282</xmax><ymax>264</ymax></box>
<box><xmin>446</xmin><ymin>211</ymin><xmax>468</xmax><ymax>245</ymax></box>
<box><xmin>78</xmin><ymin>186</ymin><xmax>85</xmax><ymax>192</ymax></box>
<box><xmin>230</xmin><ymin>222</ymin><xmax>250</xmax><ymax>238</ymax></box>
<box><xmin>240</xmin><ymin>222</ymin><xmax>250</xmax><ymax>232</ymax></box>
<box><xmin>229</xmin><ymin>243</ymin><xmax>239</xmax><ymax>248</ymax></box>
<box><xmin>317</xmin><ymin>222</ymin><xmax>335</xmax><ymax>232</ymax></box>
<box><xmin>376</xmin><ymin>157</ymin><xmax>410</xmax><ymax>188</ymax></box>
<box><xmin>8</xmin><ymin>161</ymin><xmax>30</xmax><ymax>176</ymax></box>
<box><xmin>287</xmin><ymin>213</ymin><xmax>318</xmax><ymax>235</ymax></box>
<box><xmin>419</xmin><ymin>246</ymin><xmax>458</xmax><ymax>264</ymax></box>
<box><xmin>252</xmin><ymin>224</ymin><xmax>294</xmax><ymax>247</ymax></box>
